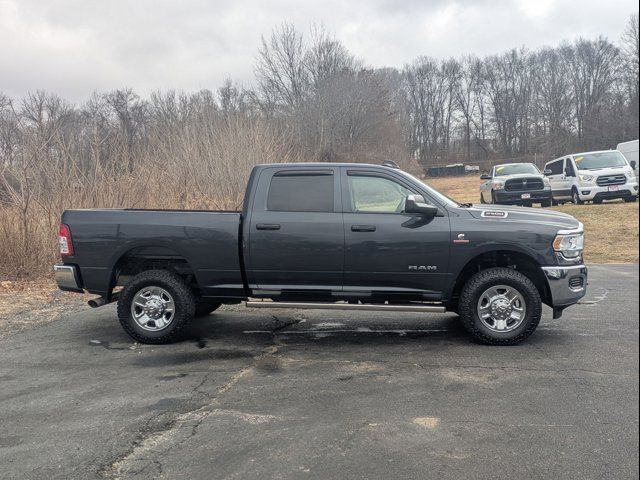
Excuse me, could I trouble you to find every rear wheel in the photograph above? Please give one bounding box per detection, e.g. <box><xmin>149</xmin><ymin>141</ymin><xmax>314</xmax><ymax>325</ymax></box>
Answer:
<box><xmin>624</xmin><ymin>196</ymin><xmax>637</xmax><ymax>203</ymax></box>
<box><xmin>480</xmin><ymin>193</ymin><xmax>486</xmax><ymax>204</ymax></box>
<box><xmin>491</xmin><ymin>190</ymin><xmax>497</xmax><ymax>204</ymax></box>
<box><xmin>458</xmin><ymin>267</ymin><xmax>542</xmax><ymax>345</ymax></box>
<box><xmin>540</xmin><ymin>199</ymin><xmax>552</xmax><ymax>208</ymax></box>
<box><xmin>117</xmin><ymin>270</ymin><xmax>196</xmax><ymax>344</ymax></box>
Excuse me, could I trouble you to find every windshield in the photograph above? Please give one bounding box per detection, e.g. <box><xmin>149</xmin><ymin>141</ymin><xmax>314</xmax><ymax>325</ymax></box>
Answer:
<box><xmin>574</xmin><ymin>151</ymin><xmax>628</xmax><ymax>170</ymax></box>
<box><xmin>493</xmin><ymin>164</ymin><xmax>540</xmax><ymax>176</ymax></box>
<box><xmin>397</xmin><ymin>171</ymin><xmax>461</xmax><ymax>208</ymax></box>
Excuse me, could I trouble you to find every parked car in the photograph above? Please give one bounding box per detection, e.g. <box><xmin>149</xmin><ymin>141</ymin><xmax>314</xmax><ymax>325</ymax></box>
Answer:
<box><xmin>55</xmin><ymin>162</ymin><xmax>587</xmax><ymax>346</ymax></box>
<box><xmin>544</xmin><ymin>150</ymin><xmax>638</xmax><ymax>205</ymax></box>
<box><xmin>617</xmin><ymin>140</ymin><xmax>639</xmax><ymax>179</ymax></box>
<box><xmin>480</xmin><ymin>163</ymin><xmax>552</xmax><ymax>207</ymax></box>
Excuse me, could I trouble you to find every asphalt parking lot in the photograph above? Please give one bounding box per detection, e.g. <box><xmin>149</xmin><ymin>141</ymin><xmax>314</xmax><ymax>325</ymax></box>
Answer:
<box><xmin>0</xmin><ymin>264</ymin><xmax>638</xmax><ymax>480</ymax></box>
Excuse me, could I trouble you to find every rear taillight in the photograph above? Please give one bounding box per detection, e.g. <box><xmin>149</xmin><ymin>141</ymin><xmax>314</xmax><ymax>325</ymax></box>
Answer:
<box><xmin>58</xmin><ymin>223</ymin><xmax>74</xmax><ymax>256</ymax></box>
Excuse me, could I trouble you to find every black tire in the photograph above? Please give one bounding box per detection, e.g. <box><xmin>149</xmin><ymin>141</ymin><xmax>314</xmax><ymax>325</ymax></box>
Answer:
<box><xmin>480</xmin><ymin>193</ymin><xmax>486</xmax><ymax>204</ymax></box>
<box><xmin>195</xmin><ymin>299</ymin><xmax>222</xmax><ymax>317</ymax></box>
<box><xmin>572</xmin><ymin>188</ymin><xmax>584</xmax><ymax>205</ymax></box>
<box><xmin>117</xmin><ymin>269</ymin><xmax>196</xmax><ymax>344</ymax></box>
<box><xmin>458</xmin><ymin>267</ymin><xmax>542</xmax><ymax>345</ymax></box>
<box><xmin>490</xmin><ymin>190</ymin><xmax>497</xmax><ymax>204</ymax></box>
<box><xmin>593</xmin><ymin>198</ymin><xmax>603</xmax><ymax>205</ymax></box>
<box><xmin>624</xmin><ymin>196</ymin><xmax>637</xmax><ymax>203</ymax></box>
<box><xmin>540</xmin><ymin>199</ymin><xmax>552</xmax><ymax>208</ymax></box>
<box><xmin>551</xmin><ymin>197</ymin><xmax>559</xmax><ymax>206</ymax></box>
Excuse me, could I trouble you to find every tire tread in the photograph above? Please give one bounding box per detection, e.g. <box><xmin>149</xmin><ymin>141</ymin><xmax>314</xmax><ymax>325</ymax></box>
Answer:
<box><xmin>458</xmin><ymin>267</ymin><xmax>542</xmax><ymax>345</ymax></box>
<box><xmin>117</xmin><ymin>269</ymin><xmax>196</xmax><ymax>344</ymax></box>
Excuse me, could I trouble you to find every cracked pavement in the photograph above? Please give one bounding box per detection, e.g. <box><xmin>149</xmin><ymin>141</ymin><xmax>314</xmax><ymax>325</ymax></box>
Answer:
<box><xmin>0</xmin><ymin>264</ymin><xmax>638</xmax><ymax>479</ymax></box>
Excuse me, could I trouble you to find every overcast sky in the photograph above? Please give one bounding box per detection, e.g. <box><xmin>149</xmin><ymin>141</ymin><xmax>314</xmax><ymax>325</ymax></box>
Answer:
<box><xmin>0</xmin><ymin>0</ymin><xmax>637</xmax><ymax>102</ymax></box>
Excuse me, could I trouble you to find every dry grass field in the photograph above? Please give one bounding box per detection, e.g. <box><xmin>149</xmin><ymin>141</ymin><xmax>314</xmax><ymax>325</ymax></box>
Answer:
<box><xmin>427</xmin><ymin>175</ymin><xmax>639</xmax><ymax>264</ymax></box>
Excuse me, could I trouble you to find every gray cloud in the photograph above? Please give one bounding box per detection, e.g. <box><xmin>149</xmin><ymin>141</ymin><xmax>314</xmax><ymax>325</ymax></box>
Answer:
<box><xmin>0</xmin><ymin>0</ymin><xmax>637</xmax><ymax>102</ymax></box>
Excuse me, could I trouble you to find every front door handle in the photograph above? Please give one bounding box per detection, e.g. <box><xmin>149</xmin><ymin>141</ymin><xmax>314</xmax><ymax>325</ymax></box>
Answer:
<box><xmin>256</xmin><ymin>223</ymin><xmax>281</xmax><ymax>230</ymax></box>
<box><xmin>351</xmin><ymin>225</ymin><xmax>376</xmax><ymax>232</ymax></box>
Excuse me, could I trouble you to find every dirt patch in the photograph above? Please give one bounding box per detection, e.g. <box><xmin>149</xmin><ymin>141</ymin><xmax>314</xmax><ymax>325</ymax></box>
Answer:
<box><xmin>0</xmin><ymin>280</ymin><xmax>89</xmax><ymax>338</ymax></box>
<box><xmin>413</xmin><ymin>417</ymin><xmax>440</xmax><ymax>429</ymax></box>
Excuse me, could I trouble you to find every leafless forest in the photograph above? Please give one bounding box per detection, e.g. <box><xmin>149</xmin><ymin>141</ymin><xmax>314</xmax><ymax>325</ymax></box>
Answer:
<box><xmin>1</xmin><ymin>15</ymin><xmax>638</xmax><ymax>279</ymax></box>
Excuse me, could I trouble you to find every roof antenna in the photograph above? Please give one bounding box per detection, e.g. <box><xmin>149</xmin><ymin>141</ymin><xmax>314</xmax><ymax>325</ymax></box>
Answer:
<box><xmin>382</xmin><ymin>160</ymin><xmax>400</xmax><ymax>169</ymax></box>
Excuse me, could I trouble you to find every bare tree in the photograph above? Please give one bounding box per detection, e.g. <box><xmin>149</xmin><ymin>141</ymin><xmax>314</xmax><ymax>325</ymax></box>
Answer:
<box><xmin>563</xmin><ymin>38</ymin><xmax>620</xmax><ymax>146</ymax></box>
<box><xmin>255</xmin><ymin>23</ymin><xmax>308</xmax><ymax>114</ymax></box>
<box><xmin>532</xmin><ymin>47</ymin><xmax>574</xmax><ymax>155</ymax></box>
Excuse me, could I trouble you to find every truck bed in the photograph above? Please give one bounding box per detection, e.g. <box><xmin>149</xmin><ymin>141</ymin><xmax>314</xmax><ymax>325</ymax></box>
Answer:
<box><xmin>61</xmin><ymin>209</ymin><xmax>245</xmax><ymax>297</ymax></box>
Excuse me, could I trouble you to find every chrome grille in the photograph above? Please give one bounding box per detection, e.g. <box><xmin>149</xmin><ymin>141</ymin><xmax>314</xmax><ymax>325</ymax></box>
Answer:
<box><xmin>504</xmin><ymin>177</ymin><xmax>544</xmax><ymax>191</ymax></box>
<box><xmin>596</xmin><ymin>174</ymin><xmax>626</xmax><ymax>186</ymax></box>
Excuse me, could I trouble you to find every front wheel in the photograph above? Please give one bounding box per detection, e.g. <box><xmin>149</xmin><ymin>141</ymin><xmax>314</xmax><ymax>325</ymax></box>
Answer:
<box><xmin>624</xmin><ymin>196</ymin><xmax>637</xmax><ymax>203</ymax></box>
<box><xmin>117</xmin><ymin>270</ymin><xmax>196</xmax><ymax>344</ymax></box>
<box><xmin>458</xmin><ymin>267</ymin><xmax>542</xmax><ymax>345</ymax></box>
<box><xmin>572</xmin><ymin>188</ymin><xmax>584</xmax><ymax>205</ymax></box>
<box><xmin>540</xmin><ymin>199</ymin><xmax>552</xmax><ymax>208</ymax></box>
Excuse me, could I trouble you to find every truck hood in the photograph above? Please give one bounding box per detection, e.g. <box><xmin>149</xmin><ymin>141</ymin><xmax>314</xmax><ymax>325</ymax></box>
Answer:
<box><xmin>495</xmin><ymin>173</ymin><xmax>544</xmax><ymax>180</ymax></box>
<box><xmin>578</xmin><ymin>166</ymin><xmax>634</xmax><ymax>176</ymax></box>
<box><xmin>463</xmin><ymin>205</ymin><xmax>582</xmax><ymax>231</ymax></box>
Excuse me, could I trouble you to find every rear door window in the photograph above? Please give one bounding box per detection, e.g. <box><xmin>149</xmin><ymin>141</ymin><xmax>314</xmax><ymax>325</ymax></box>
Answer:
<box><xmin>267</xmin><ymin>172</ymin><xmax>334</xmax><ymax>212</ymax></box>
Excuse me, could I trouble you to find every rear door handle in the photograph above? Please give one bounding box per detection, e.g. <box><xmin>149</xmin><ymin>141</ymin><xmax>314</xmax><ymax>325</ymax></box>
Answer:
<box><xmin>256</xmin><ymin>223</ymin><xmax>281</xmax><ymax>230</ymax></box>
<box><xmin>351</xmin><ymin>225</ymin><xmax>376</xmax><ymax>232</ymax></box>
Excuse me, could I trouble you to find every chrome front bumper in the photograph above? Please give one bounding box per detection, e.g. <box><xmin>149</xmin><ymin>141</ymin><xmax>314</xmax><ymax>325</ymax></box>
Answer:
<box><xmin>541</xmin><ymin>265</ymin><xmax>588</xmax><ymax>308</ymax></box>
<box><xmin>54</xmin><ymin>264</ymin><xmax>83</xmax><ymax>292</ymax></box>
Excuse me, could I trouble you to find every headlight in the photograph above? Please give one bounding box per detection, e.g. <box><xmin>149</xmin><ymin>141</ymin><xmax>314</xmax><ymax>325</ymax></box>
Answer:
<box><xmin>579</xmin><ymin>174</ymin><xmax>594</xmax><ymax>182</ymax></box>
<box><xmin>492</xmin><ymin>180</ymin><xmax>505</xmax><ymax>190</ymax></box>
<box><xmin>553</xmin><ymin>233</ymin><xmax>584</xmax><ymax>259</ymax></box>
<box><xmin>543</xmin><ymin>177</ymin><xmax>550</xmax><ymax>186</ymax></box>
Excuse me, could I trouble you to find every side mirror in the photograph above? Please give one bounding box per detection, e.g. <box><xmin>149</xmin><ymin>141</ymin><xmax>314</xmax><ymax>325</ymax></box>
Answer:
<box><xmin>480</xmin><ymin>173</ymin><xmax>492</xmax><ymax>180</ymax></box>
<box><xmin>631</xmin><ymin>160</ymin><xmax>637</xmax><ymax>170</ymax></box>
<box><xmin>405</xmin><ymin>195</ymin><xmax>439</xmax><ymax>217</ymax></box>
<box><xmin>543</xmin><ymin>169</ymin><xmax>552</xmax><ymax>176</ymax></box>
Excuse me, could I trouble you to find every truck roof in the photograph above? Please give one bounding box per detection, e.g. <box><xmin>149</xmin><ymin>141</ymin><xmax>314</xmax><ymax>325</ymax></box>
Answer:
<box><xmin>255</xmin><ymin>162</ymin><xmax>398</xmax><ymax>169</ymax></box>
<box><xmin>547</xmin><ymin>149</ymin><xmax>621</xmax><ymax>163</ymax></box>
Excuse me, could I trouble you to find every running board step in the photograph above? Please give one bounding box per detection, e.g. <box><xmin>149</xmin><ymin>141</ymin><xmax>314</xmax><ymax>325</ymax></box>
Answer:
<box><xmin>246</xmin><ymin>301</ymin><xmax>446</xmax><ymax>313</ymax></box>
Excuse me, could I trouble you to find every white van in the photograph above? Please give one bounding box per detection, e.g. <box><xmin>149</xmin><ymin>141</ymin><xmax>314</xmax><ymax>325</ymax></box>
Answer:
<box><xmin>617</xmin><ymin>140</ymin><xmax>639</xmax><ymax>178</ymax></box>
<box><xmin>544</xmin><ymin>150</ymin><xmax>638</xmax><ymax>204</ymax></box>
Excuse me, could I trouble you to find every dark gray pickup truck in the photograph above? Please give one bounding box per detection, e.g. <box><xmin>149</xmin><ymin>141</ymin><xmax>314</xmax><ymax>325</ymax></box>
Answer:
<box><xmin>55</xmin><ymin>162</ymin><xmax>587</xmax><ymax>345</ymax></box>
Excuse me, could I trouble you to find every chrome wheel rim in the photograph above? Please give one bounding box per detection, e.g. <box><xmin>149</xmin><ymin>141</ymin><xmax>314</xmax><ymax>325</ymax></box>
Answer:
<box><xmin>131</xmin><ymin>286</ymin><xmax>175</xmax><ymax>331</ymax></box>
<box><xmin>477</xmin><ymin>284</ymin><xmax>526</xmax><ymax>332</ymax></box>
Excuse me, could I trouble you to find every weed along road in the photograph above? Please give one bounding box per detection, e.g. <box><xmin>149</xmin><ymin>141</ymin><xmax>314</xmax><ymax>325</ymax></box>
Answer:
<box><xmin>0</xmin><ymin>264</ymin><xmax>638</xmax><ymax>480</ymax></box>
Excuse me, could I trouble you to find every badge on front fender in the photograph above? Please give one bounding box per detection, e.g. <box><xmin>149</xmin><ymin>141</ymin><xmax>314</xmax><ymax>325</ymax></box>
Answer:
<box><xmin>481</xmin><ymin>210</ymin><xmax>508</xmax><ymax>218</ymax></box>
